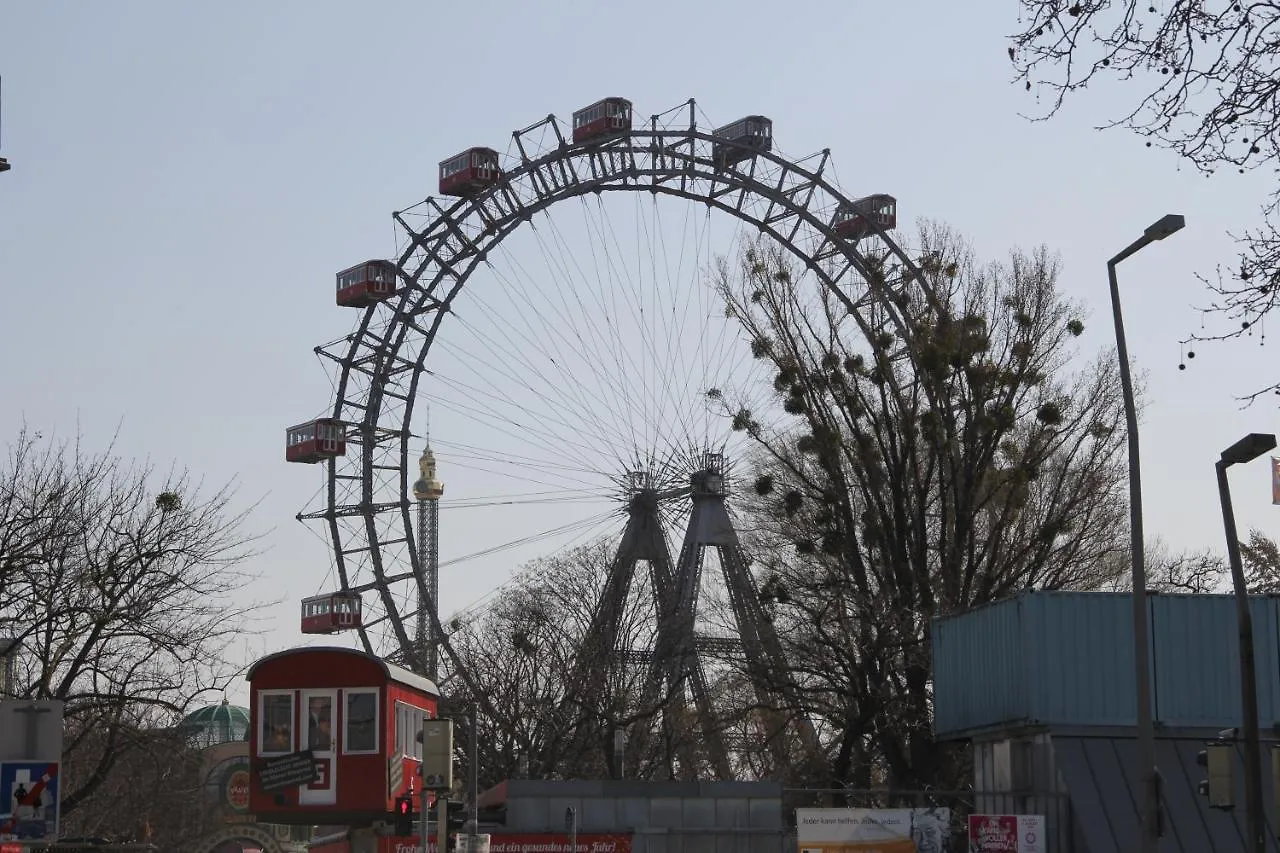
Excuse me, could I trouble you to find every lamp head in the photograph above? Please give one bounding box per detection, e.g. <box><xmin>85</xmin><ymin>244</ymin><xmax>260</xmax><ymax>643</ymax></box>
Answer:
<box><xmin>1144</xmin><ymin>214</ymin><xmax>1185</xmax><ymax>241</ymax></box>
<box><xmin>1220</xmin><ymin>433</ymin><xmax>1277</xmax><ymax>465</ymax></box>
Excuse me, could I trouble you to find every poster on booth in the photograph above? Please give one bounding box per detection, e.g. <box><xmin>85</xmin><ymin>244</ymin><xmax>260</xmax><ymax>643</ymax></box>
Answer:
<box><xmin>797</xmin><ymin>807</ymin><xmax>953</xmax><ymax>853</ymax></box>
<box><xmin>0</xmin><ymin>761</ymin><xmax>60</xmax><ymax>843</ymax></box>
<box><xmin>966</xmin><ymin>815</ymin><xmax>1044</xmax><ymax>853</ymax></box>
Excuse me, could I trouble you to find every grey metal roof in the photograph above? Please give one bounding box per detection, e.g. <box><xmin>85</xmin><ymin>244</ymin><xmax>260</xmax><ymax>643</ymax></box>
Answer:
<box><xmin>1054</xmin><ymin>734</ymin><xmax>1280</xmax><ymax>852</ymax></box>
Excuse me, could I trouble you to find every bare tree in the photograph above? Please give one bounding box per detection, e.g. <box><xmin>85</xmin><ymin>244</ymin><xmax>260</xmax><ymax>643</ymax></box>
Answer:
<box><xmin>1008</xmin><ymin>1</ymin><xmax>1280</xmax><ymax>400</ymax></box>
<box><xmin>715</xmin><ymin>226</ymin><xmax>1130</xmax><ymax>789</ymax></box>
<box><xmin>57</xmin><ymin>722</ymin><xmax>205</xmax><ymax>847</ymax></box>
<box><xmin>445</xmin><ymin>539</ymin><xmax>673</xmax><ymax>787</ymax></box>
<box><xmin>0</xmin><ymin>425</ymin><xmax>261</xmax><ymax>815</ymax></box>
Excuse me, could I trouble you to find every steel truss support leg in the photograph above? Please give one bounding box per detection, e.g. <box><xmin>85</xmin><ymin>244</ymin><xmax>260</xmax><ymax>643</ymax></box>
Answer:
<box><xmin>635</xmin><ymin>459</ymin><xmax>823</xmax><ymax>781</ymax></box>
<box><xmin>557</xmin><ymin>486</ymin><xmax>680</xmax><ymax>772</ymax></box>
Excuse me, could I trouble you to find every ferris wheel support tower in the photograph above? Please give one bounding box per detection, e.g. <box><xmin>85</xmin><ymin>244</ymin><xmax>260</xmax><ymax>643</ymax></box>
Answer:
<box><xmin>412</xmin><ymin>444</ymin><xmax>444</xmax><ymax>680</ymax></box>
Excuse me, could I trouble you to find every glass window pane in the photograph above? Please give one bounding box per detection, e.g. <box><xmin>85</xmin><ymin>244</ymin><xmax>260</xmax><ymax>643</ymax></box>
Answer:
<box><xmin>307</xmin><ymin>695</ymin><xmax>333</xmax><ymax>750</ymax></box>
<box><xmin>262</xmin><ymin>694</ymin><xmax>293</xmax><ymax>753</ymax></box>
<box><xmin>345</xmin><ymin>691</ymin><xmax>378</xmax><ymax>752</ymax></box>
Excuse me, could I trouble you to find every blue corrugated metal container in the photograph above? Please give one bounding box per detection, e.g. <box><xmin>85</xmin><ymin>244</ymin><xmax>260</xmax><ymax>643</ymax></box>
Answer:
<box><xmin>932</xmin><ymin>591</ymin><xmax>1280</xmax><ymax>738</ymax></box>
<box><xmin>1152</xmin><ymin>593</ymin><xmax>1280</xmax><ymax>726</ymax></box>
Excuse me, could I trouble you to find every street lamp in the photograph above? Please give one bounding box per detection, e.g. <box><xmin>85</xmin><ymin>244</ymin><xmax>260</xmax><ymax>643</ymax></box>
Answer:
<box><xmin>1106</xmin><ymin>212</ymin><xmax>1185</xmax><ymax>853</ymax></box>
<box><xmin>1217</xmin><ymin>431</ymin><xmax>1276</xmax><ymax>853</ymax></box>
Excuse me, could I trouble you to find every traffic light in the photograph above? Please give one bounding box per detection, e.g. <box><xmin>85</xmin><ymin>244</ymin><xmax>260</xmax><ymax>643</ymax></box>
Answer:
<box><xmin>1196</xmin><ymin>740</ymin><xmax>1236</xmax><ymax>810</ymax></box>
<box><xmin>394</xmin><ymin>794</ymin><xmax>416</xmax><ymax>836</ymax></box>
<box><xmin>438</xmin><ymin>798</ymin><xmax>467</xmax><ymax>835</ymax></box>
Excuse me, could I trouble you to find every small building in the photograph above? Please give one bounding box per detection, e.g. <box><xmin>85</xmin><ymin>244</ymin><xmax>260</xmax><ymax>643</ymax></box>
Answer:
<box><xmin>246</xmin><ymin>647</ymin><xmax>439</xmax><ymax>825</ymax></box>
<box><xmin>932</xmin><ymin>590</ymin><xmax>1280</xmax><ymax>852</ymax></box>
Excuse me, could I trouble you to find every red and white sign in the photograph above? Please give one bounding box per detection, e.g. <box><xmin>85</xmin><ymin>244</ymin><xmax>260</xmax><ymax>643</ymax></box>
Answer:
<box><xmin>380</xmin><ymin>834</ymin><xmax>633</xmax><ymax>853</ymax></box>
<box><xmin>968</xmin><ymin>815</ymin><xmax>1044</xmax><ymax>853</ymax></box>
<box><xmin>226</xmin><ymin>768</ymin><xmax>250</xmax><ymax>811</ymax></box>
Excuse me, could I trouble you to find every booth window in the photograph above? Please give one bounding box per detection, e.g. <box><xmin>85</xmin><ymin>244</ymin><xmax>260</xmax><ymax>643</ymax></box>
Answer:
<box><xmin>396</xmin><ymin>701</ymin><xmax>428</xmax><ymax>760</ymax></box>
<box><xmin>344</xmin><ymin>689</ymin><xmax>378</xmax><ymax>753</ymax></box>
<box><xmin>260</xmin><ymin>692</ymin><xmax>294</xmax><ymax>754</ymax></box>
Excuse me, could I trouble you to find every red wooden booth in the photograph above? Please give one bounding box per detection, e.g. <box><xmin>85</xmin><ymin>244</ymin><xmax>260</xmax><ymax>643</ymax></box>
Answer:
<box><xmin>247</xmin><ymin>647</ymin><xmax>439</xmax><ymax>824</ymax></box>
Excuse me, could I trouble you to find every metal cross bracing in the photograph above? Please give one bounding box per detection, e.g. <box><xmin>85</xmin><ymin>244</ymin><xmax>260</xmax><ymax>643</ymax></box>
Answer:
<box><xmin>548</xmin><ymin>453</ymin><xmax>822</xmax><ymax>782</ymax></box>
<box><xmin>299</xmin><ymin>97</ymin><xmax>940</xmax><ymax>766</ymax></box>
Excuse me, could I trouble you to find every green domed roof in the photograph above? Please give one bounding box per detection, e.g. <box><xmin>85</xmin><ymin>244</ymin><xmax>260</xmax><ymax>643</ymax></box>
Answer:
<box><xmin>180</xmin><ymin>698</ymin><xmax>249</xmax><ymax>747</ymax></box>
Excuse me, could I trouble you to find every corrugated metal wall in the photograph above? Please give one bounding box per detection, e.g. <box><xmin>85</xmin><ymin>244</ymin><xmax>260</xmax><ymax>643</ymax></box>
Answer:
<box><xmin>932</xmin><ymin>591</ymin><xmax>1280</xmax><ymax>738</ymax></box>
<box><xmin>502</xmin><ymin>780</ymin><xmax>785</xmax><ymax>853</ymax></box>
<box><xmin>1152</xmin><ymin>594</ymin><xmax>1280</xmax><ymax>726</ymax></box>
<box><xmin>1022</xmin><ymin>592</ymin><xmax>1140</xmax><ymax>727</ymax></box>
<box><xmin>931</xmin><ymin>597</ymin><xmax>1026</xmax><ymax>735</ymax></box>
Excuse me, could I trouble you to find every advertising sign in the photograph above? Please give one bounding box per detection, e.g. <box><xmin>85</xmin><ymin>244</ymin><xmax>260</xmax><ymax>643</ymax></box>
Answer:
<box><xmin>797</xmin><ymin>807</ymin><xmax>952</xmax><ymax>853</ymax></box>
<box><xmin>225</xmin><ymin>766</ymin><xmax>250</xmax><ymax>812</ymax></box>
<box><xmin>380</xmin><ymin>833</ymin><xmax>634</xmax><ymax>853</ymax></box>
<box><xmin>0</xmin><ymin>761</ymin><xmax>60</xmax><ymax>842</ymax></box>
<box><xmin>966</xmin><ymin>815</ymin><xmax>1043</xmax><ymax>853</ymax></box>
<box><xmin>257</xmin><ymin>748</ymin><xmax>319</xmax><ymax>791</ymax></box>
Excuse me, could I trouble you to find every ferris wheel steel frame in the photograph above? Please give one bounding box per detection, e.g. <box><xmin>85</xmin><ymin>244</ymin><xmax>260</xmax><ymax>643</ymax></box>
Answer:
<box><xmin>300</xmin><ymin>98</ymin><xmax>930</xmax><ymax>766</ymax></box>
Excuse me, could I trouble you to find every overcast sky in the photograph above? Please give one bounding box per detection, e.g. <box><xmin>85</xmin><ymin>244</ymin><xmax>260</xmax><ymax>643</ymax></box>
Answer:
<box><xmin>2</xmin><ymin>1</ymin><xmax>1275</xmax><ymax>708</ymax></box>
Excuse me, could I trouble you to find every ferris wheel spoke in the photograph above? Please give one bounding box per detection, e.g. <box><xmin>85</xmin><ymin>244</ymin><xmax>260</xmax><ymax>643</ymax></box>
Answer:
<box><xmin>454</xmin><ymin>242</ymin><xmax>639</xmax><ymax>449</ymax></box>
<box><xmin>421</xmin><ymin>365</ymin><xmax>620</xmax><ymax>481</ymax></box>
<box><xmin>444</xmin><ymin>284</ymin><xmax>635</xmax><ymax>463</ymax></box>
<box><xmin>493</xmin><ymin>228</ymin><xmax>650</xmax><ymax>451</ymax></box>
<box><xmin>531</xmin><ymin>209</ymin><xmax>656</xmax><ymax>450</ymax></box>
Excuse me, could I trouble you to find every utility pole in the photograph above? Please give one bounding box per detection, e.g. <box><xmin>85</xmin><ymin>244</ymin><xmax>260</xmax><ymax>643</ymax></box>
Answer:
<box><xmin>0</xmin><ymin>75</ymin><xmax>11</xmax><ymax>173</ymax></box>
<box><xmin>468</xmin><ymin>703</ymin><xmax>479</xmax><ymax>853</ymax></box>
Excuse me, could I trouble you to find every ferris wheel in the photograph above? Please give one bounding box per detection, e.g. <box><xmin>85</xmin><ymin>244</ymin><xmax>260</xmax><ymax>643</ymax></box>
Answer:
<box><xmin>286</xmin><ymin>96</ymin><xmax>923</xmax><ymax>771</ymax></box>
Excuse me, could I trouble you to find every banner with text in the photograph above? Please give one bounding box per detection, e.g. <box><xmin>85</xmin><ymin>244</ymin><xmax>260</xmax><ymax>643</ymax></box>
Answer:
<box><xmin>380</xmin><ymin>833</ymin><xmax>634</xmax><ymax>853</ymax></box>
<box><xmin>797</xmin><ymin>807</ymin><xmax>952</xmax><ymax>853</ymax></box>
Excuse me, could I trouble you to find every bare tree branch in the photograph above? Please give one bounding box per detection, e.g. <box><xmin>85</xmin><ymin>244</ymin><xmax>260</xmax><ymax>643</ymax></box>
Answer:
<box><xmin>1008</xmin><ymin>0</ymin><xmax>1280</xmax><ymax>401</ymax></box>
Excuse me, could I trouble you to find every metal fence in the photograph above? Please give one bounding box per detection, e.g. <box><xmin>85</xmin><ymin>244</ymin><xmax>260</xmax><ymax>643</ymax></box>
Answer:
<box><xmin>783</xmin><ymin>787</ymin><xmax>1075</xmax><ymax>852</ymax></box>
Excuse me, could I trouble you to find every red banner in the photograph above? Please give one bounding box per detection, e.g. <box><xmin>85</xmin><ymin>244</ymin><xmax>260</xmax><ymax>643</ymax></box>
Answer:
<box><xmin>378</xmin><ymin>834</ymin><xmax>633</xmax><ymax>853</ymax></box>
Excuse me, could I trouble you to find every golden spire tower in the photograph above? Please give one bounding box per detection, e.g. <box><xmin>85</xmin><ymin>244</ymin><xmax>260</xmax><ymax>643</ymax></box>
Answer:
<box><xmin>412</xmin><ymin>442</ymin><xmax>443</xmax><ymax>679</ymax></box>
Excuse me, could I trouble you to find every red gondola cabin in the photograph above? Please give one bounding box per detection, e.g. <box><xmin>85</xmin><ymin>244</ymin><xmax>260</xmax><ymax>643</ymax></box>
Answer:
<box><xmin>301</xmin><ymin>592</ymin><xmax>363</xmax><ymax>634</ymax></box>
<box><xmin>336</xmin><ymin>260</ymin><xmax>398</xmax><ymax>308</ymax></box>
<box><xmin>712</xmin><ymin>115</ymin><xmax>772</xmax><ymax>168</ymax></box>
<box><xmin>286</xmin><ymin>419</ymin><xmax>346</xmax><ymax>464</ymax></box>
<box><xmin>439</xmin><ymin>147</ymin><xmax>501</xmax><ymax>198</ymax></box>
<box><xmin>834</xmin><ymin>194</ymin><xmax>898</xmax><ymax>240</ymax></box>
<box><xmin>572</xmin><ymin>97</ymin><xmax>632</xmax><ymax>144</ymax></box>
<box><xmin>247</xmin><ymin>647</ymin><xmax>439</xmax><ymax>824</ymax></box>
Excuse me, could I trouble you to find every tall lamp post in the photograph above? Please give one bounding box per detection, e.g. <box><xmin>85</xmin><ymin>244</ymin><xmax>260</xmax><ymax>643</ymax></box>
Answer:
<box><xmin>1107</xmin><ymin>212</ymin><xmax>1185</xmax><ymax>853</ymax></box>
<box><xmin>1217</xmin><ymin>432</ymin><xmax>1276</xmax><ymax>853</ymax></box>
